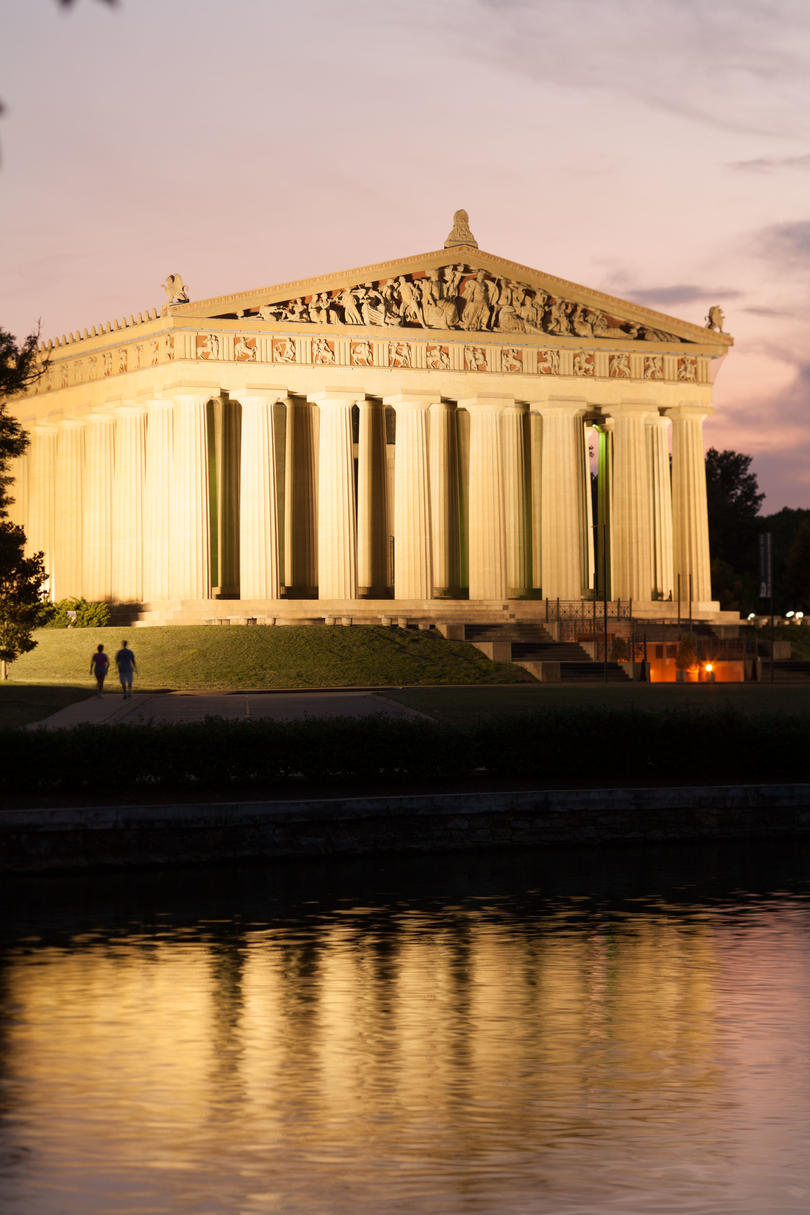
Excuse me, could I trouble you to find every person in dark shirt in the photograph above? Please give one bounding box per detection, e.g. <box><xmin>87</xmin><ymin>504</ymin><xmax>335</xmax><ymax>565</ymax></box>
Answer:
<box><xmin>115</xmin><ymin>640</ymin><xmax>137</xmax><ymax>699</ymax></box>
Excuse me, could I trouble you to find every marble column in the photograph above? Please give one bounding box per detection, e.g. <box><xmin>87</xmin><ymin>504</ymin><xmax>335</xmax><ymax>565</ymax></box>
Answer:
<box><xmin>667</xmin><ymin>404</ymin><xmax>712</xmax><ymax>604</ymax></box>
<box><xmin>528</xmin><ymin>409</ymin><xmax>542</xmax><ymax>594</ymax></box>
<box><xmin>533</xmin><ymin>400</ymin><xmax>586</xmax><ymax>601</ymax></box>
<box><xmin>53</xmin><ymin>419</ymin><xmax>85</xmax><ymax>600</ymax></box>
<box><xmin>82</xmin><ymin>412</ymin><xmax>116</xmax><ymax>602</ymax></box>
<box><xmin>429</xmin><ymin>399</ymin><xmax>460</xmax><ymax>597</ymax></box>
<box><xmin>110</xmin><ymin>405</ymin><xmax>146</xmax><ymax>604</ymax></box>
<box><xmin>646</xmin><ymin>413</ymin><xmax>674</xmax><ymax>601</ymax></box>
<box><xmin>386</xmin><ymin>393</ymin><xmax>433</xmax><ymax>601</ymax></box>
<box><xmin>357</xmin><ymin>397</ymin><xmax>389</xmax><ymax>596</ymax></box>
<box><xmin>239</xmin><ymin>389</ymin><xmax>282</xmax><ymax>600</ymax></box>
<box><xmin>311</xmin><ymin>391</ymin><xmax>357</xmax><ymax>601</ymax></box>
<box><xmin>170</xmin><ymin>388</ymin><xmax>213</xmax><ymax>600</ymax></box>
<box><xmin>27</xmin><ymin>425</ymin><xmax>56</xmax><ymax>594</ymax></box>
<box><xmin>503</xmin><ymin>401</ymin><xmax>530</xmax><ymax>597</ymax></box>
<box><xmin>143</xmin><ymin>397</ymin><xmax>173</xmax><ymax>602</ymax></box>
<box><xmin>459</xmin><ymin>395</ymin><xmax>508</xmax><ymax>601</ymax></box>
<box><xmin>284</xmin><ymin>396</ymin><xmax>318</xmax><ymax>596</ymax></box>
<box><xmin>611</xmin><ymin>403</ymin><xmax>654</xmax><ymax>602</ymax></box>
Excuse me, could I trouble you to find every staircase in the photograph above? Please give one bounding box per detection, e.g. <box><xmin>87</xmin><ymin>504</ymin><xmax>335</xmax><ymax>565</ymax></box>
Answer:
<box><xmin>463</xmin><ymin>622</ymin><xmax>631</xmax><ymax>683</ymax></box>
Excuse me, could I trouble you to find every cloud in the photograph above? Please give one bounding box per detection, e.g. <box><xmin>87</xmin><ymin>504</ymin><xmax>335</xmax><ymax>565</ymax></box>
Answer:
<box><xmin>461</xmin><ymin>0</ymin><xmax>810</xmax><ymax>137</ymax></box>
<box><xmin>749</xmin><ymin>221</ymin><xmax>810</xmax><ymax>272</ymax></box>
<box><xmin>729</xmin><ymin>153</ymin><xmax>810</xmax><ymax>173</ymax></box>
<box><xmin>626</xmin><ymin>285</ymin><xmax>745</xmax><ymax>307</ymax></box>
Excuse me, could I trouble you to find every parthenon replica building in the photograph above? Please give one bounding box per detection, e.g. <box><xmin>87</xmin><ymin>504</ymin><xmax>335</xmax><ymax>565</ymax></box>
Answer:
<box><xmin>9</xmin><ymin>213</ymin><xmax>733</xmax><ymax>625</ymax></box>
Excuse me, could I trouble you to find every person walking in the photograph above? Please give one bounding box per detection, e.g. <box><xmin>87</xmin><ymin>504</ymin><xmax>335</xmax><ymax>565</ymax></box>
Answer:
<box><xmin>89</xmin><ymin>644</ymin><xmax>109</xmax><ymax>697</ymax></box>
<box><xmin>115</xmin><ymin>639</ymin><xmax>137</xmax><ymax>698</ymax></box>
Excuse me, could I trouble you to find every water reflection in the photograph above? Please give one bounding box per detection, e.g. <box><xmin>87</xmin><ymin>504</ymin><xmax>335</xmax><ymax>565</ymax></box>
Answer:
<box><xmin>1</xmin><ymin>844</ymin><xmax>810</xmax><ymax>1213</ymax></box>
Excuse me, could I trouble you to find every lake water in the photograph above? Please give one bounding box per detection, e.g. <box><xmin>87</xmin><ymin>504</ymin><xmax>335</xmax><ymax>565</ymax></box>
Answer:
<box><xmin>1</xmin><ymin>841</ymin><xmax>810</xmax><ymax>1214</ymax></box>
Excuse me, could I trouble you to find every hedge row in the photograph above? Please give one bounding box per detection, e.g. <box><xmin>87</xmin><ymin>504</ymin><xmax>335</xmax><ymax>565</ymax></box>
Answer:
<box><xmin>2</xmin><ymin>707</ymin><xmax>808</xmax><ymax>797</ymax></box>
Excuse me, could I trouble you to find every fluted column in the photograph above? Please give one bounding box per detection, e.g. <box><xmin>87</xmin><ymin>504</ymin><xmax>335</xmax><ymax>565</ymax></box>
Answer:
<box><xmin>666</xmin><ymin>404</ymin><xmax>712</xmax><ymax>604</ymax></box>
<box><xmin>646</xmin><ymin>413</ymin><xmax>674</xmax><ymax>601</ymax></box>
<box><xmin>284</xmin><ymin>396</ymin><xmax>318</xmax><ymax>596</ymax></box>
<box><xmin>386</xmin><ymin>393</ymin><xmax>433</xmax><ymax>601</ymax></box>
<box><xmin>533</xmin><ymin>400</ymin><xmax>587</xmax><ymax>600</ymax></box>
<box><xmin>311</xmin><ymin>391</ymin><xmax>357</xmax><ymax>600</ymax></box>
<box><xmin>53</xmin><ymin>419</ymin><xmax>85</xmax><ymax>600</ymax></box>
<box><xmin>503</xmin><ymin>401</ymin><xmax>530</xmax><ymax>597</ymax></box>
<box><xmin>110</xmin><ymin>405</ymin><xmax>146</xmax><ymax>603</ymax></box>
<box><xmin>459</xmin><ymin>395</ymin><xmax>508</xmax><ymax>601</ymax></box>
<box><xmin>27</xmin><ymin>425</ymin><xmax>56</xmax><ymax>594</ymax></box>
<box><xmin>429</xmin><ymin>400</ymin><xmax>460</xmax><ymax>597</ymax></box>
<box><xmin>143</xmin><ymin>397</ymin><xmax>173</xmax><ymax>601</ymax></box>
<box><xmin>357</xmin><ymin>397</ymin><xmax>389</xmax><ymax>596</ymax></box>
<box><xmin>83</xmin><ymin>412</ymin><xmax>115</xmax><ymax>602</ymax></box>
<box><xmin>528</xmin><ymin>409</ymin><xmax>542</xmax><ymax>594</ymax></box>
<box><xmin>611</xmin><ymin>403</ymin><xmax>654</xmax><ymax>601</ymax></box>
<box><xmin>239</xmin><ymin>389</ymin><xmax>282</xmax><ymax>600</ymax></box>
<box><xmin>170</xmin><ymin>388</ymin><xmax>213</xmax><ymax>600</ymax></box>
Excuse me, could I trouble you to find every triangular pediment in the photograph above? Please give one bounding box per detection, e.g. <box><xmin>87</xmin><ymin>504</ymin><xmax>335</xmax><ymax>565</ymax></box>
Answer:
<box><xmin>172</xmin><ymin>247</ymin><xmax>731</xmax><ymax>349</ymax></box>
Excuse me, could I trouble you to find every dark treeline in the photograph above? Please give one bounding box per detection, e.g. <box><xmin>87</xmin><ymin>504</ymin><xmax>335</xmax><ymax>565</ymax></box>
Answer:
<box><xmin>706</xmin><ymin>448</ymin><xmax>810</xmax><ymax>615</ymax></box>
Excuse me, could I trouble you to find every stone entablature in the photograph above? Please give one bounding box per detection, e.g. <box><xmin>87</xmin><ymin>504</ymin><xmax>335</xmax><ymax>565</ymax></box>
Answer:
<box><xmin>29</xmin><ymin>327</ymin><xmax>711</xmax><ymax>397</ymax></box>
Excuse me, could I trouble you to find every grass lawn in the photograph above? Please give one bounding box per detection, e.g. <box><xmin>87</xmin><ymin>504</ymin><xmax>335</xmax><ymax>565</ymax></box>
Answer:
<box><xmin>384</xmin><ymin>681</ymin><xmax>810</xmax><ymax>725</ymax></box>
<box><xmin>5</xmin><ymin>624</ymin><xmax>532</xmax><ymax>697</ymax></box>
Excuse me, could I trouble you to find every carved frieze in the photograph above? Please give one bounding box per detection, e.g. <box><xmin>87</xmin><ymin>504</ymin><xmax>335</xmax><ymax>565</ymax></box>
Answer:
<box><xmin>272</xmin><ymin>336</ymin><xmax>297</xmax><ymax>363</ymax></box>
<box><xmin>231</xmin><ymin>263</ymin><xmax>689</xmax><ymax>343</ymax></box>
<box><xmin>29</xmin><ymin>324</ymin><xmax>712</xmax><ymax>397</ymax></box>
<box><xmin>537</xmin><ymin>349</ymin><xmax>560</xmax><ymax>375</ymax></box>
<box><xmin>501</xmin><ymin>347</ymin><xmax>523</xmax><ymax>373</ymax></box>
<box><xmin>427</xmin><ymin>343</ymin><xmax>450</xmax><ymax>370</ymax></box>
<box><xmin>465</xmin><ymin>345</ymin><xmax>487</xmax><ymax>372</ymax></box>
<box><xmin>351</xmin><ymin>340</ymin><xmax>374</xmax><ymax>367</ymax></box>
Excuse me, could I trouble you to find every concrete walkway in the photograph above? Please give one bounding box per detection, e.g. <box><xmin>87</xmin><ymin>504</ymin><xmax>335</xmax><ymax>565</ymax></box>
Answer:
<box><xmin>30</xmin><ymin>688</ymin><xmax>428</xmax><ymax>730</ymax></box>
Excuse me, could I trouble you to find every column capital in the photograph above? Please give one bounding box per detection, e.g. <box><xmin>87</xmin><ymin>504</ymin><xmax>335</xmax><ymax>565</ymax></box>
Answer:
<box><xmin>527</xmin><ymin>397</ymin><xmax>588</xmax><ymax>416</ymax></box>
<box><xmin>161</xmin><ymin>381</ymin><xmax>221</xmax><ymax>404</ymax></box>
<box><xmin>457</xmin><ymin>393</ymin><xmax>514</xmax><ymax>411</ymax></box>
<box><xmin>308</xmin><ymin>389</ymin><xmax>362</xmax><ymax>407</ymax></box>
<box><xmin>384</xmin><ymin>391</ymin><xmax>437</xmax><ymax>409</ymax></box>
<box><xmin>235</xmin><ymin>386</ymin><xmax>288</xmax><ymax>406</ymax></box>
<box><xmin>608</xmin><ymin>400</ymin><xmax>660</xmax><ymax>418</ymax></box>
<box><xmin>664</xmin><ymin>403</ymin><xmax>713</xmax><ymax>421</ymax></box>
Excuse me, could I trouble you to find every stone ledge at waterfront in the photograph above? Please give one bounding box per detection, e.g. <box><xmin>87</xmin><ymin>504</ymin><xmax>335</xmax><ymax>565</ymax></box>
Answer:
<box><xmin>3</xmin><ymin>784</ymin><xmax>810</xmax><ymax>873</ymax></box>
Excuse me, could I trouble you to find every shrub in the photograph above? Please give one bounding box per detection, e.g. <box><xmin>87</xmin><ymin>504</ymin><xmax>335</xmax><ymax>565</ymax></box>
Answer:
<box><xmin>44</xmin><ymin>598</ymin><xmax>111</xmax><ymax>628</ymax></box>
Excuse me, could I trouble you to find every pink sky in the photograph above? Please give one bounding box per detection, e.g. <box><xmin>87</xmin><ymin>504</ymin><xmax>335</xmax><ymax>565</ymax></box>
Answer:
<box><xmin>2</xmin><ymin>0</ymin><xmax>809</xmax><ymax>510</ymax></box>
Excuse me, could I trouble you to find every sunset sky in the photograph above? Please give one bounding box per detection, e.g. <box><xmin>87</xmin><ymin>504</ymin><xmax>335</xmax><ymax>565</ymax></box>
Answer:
<box><xmin>1</xmin><ymin>0</ymin><xmax>809</xmax><ymax>509</ymax></box>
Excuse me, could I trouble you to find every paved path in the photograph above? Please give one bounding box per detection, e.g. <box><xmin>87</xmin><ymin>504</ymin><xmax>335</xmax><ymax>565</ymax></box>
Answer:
<box><xmin>31</xmin><ymin>689</ymin><xmax>427</xmax><ymax>730</ymax></box>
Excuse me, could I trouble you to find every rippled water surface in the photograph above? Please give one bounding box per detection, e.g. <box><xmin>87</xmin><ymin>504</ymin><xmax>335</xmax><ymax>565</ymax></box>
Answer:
<box><xmin>2</xmin><ymin>843</ymin><xmax>810</xmax><ymax>1214</ymax></box>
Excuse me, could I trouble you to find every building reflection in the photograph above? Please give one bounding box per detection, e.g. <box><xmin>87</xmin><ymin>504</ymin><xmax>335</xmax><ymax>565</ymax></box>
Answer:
<box><xmin>0</xmin><ymin>905</ymin><xmax>732</xmax><ymax>1202</ymax></box>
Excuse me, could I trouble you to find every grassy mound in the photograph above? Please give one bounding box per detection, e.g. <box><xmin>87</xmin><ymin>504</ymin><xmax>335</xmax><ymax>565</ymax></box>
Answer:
<box><xmin>5</xmin><ymin>625</ymin><xmax>533</xmax><ymax>693</ymax></box>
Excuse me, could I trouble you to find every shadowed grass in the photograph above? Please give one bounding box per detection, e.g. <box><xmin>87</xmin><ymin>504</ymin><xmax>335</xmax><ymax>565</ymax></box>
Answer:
<box><xmin>382</xmin><ymin>681</ymin><xmax>810</xmax><ymax>725</ymax></box>
<box><xmin>0</xmin><ymin>685</ymin><xmax>91</xmax><ymax>730</ymax></box>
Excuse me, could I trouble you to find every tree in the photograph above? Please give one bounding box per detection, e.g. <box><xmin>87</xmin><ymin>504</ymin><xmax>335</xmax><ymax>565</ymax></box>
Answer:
<box><xmin>0</xmin><ymin>327</ymin><xmax>50</xmax><ymax>675</ymax></box>
<box><xmin>784</xmin><ymin>519</ymin><xmax>810</xmax><ymax>610</ymax></box>
<box><xmin>705</xmin><ymin>448</ymin><xmax>765</xmax><ymax>574</ymax></box>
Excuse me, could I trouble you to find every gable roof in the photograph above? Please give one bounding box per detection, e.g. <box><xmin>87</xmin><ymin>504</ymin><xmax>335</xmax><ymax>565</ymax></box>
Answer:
<box><xmin>169</xmin><ymin>244</ymin><xmax>732</xmax><ymax>350</ymax></box>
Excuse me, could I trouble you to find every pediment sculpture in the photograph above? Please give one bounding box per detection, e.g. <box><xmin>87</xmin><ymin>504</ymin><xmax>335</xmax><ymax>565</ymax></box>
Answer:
<box><xmin>236</xmin><ymin>265</ymin><xmax>687</xmax><ymax>342</ymax></box>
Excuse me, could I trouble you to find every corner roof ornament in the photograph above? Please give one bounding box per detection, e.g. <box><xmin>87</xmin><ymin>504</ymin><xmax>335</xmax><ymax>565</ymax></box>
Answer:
<box><xmin>162</xmin><ymin>274</ymin><xmax>189</xmax><ymax>304</ymax></box>
<box><xmin>444</xmin><ymin>209</ymin><xmax>478</xmax><ymax>250</ymax></box>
